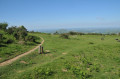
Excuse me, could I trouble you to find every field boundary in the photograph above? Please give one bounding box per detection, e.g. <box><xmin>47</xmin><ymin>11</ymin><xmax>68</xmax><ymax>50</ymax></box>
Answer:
<box><xmin>0</xmin><ymin>37</ymin><xmax>44</xmax><ymax>66</ymax></box>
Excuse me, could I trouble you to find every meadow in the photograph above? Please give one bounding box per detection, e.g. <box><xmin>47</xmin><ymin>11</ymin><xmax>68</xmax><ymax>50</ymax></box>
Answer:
<box><xmin>0</xmin><ymin>33</ymin><xmax>120</xmax><ymax>79</ymax></box>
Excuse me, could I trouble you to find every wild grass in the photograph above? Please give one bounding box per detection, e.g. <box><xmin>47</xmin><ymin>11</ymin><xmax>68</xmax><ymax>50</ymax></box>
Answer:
<box><xmin>0</xmin><ymin>33</ymin><xmax>120</xmax><ymax>79</ymax></box>
<box><xmin>0</xmin><ymin>33</ymin><xmax>40</xmax><ymax>63</ymax></box>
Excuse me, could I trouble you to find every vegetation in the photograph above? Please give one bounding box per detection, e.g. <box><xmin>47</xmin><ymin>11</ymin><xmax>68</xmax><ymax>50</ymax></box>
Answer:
<box><xmin>60</xmin><ymin>33</ymin><xmax>69</xmax><ymax>39</ymax></box>
<box><xmin>0</xmin><ymin>23</ymin><xmax>8</xmax><ymax>31</ymax></box>
<box><xmin>0</xmin><ymin>23</ymin><xmax>40</xmax><ymax>62</ymax></box>
<box><xmin>0</xmin><ymin>33</ymin><xmax>120</xmax><ymax>79</ymax></box>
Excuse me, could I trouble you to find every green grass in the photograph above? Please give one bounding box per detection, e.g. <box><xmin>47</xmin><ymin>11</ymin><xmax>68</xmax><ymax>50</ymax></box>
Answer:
<box><xmin>0</xmin><ymin>33</ymin><xmax>40</xmax><ymax>63</ymax></box>
<box><xmin>0</xmin><ymin>33</ymin><xmax>120</xmax><ymax>79</ymax></box>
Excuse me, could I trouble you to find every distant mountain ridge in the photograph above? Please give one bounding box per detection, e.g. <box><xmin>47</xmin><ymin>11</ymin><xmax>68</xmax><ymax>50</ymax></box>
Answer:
<box><xmin>33</xmin><ymin>27</ymin><xmax>120</xmax><ymax>34</ymax></box>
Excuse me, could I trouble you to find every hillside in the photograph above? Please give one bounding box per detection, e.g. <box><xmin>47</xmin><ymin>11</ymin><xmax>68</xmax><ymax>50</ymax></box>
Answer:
<box><xmin>0</xmin><ymin>33</ymin><xmax>120</xmax><ymax>79</ymax></box>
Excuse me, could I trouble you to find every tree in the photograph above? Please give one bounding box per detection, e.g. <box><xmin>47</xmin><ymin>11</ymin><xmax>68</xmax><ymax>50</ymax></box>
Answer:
<box><xmin>7</xmin><ymin>25</ymin><xmax>28</xmax><ymax>40</ymax></box>
<box><xmin>60</xmin><ymin>34</ymin><xmax>69</xmax><ymax>39</ymax></box>
<box><xmin>18</xmin><ymin>25</ymin><xmax>28</xmax><ymax>40</ymax></box>
<box><xmin>0</xmin><ymin>23</ymin><xmax>8</xmax><ymax>31</ymax></box>
<box><xmin>69</xmin><ymin>31</ymin><xmax>78</xmax><ymax>35</ymax></box>
<box><xmin>7</xmin><ymin>26</ymin><xmax>17</xmax><ymax>34</ymax></box>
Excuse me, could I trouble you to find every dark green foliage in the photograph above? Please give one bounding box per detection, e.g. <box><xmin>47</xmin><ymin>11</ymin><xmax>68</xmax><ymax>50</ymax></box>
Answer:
<box><xmin>78</xmin><ymin>32</ymin><xmax>85</xmax><ymax>35</ymax></box>
<box><xmin>87</xmin><ymin>33</ymin><xmax>102</xmax><ymax>35</ymax></box>
<box><xmin>0</xmin><ymin>23</ymin><xmax>8</xmax><ymax>31</ymax></box>
<box><xmin>7</xmin><ymin>25</ymin><xmax>27</xmax><ymax>40</ymax></box>
<box><xmin>25</xmin><ymin>35</ymin><xmax>38</xmax><ymax>42</ymax></box>
<box><xmin>18</xmin><ymin>25</ymin><xmax>28</xmax><ymax>40</ymax></box>
<box><xmin>69</xmin><ymin>31</ymin><xmax>78</xmax><ymax>35</ymax></box>
<box><xmin>69</xmin><ymin>31</ymin><xmax>85</xmax><ymax>35</ymax></box>
<box><xmin>7</xmin><ymin>26</ymin><xmax>17</xmax><ymax>34</ymax></box>
<box><xmin>5</xmin><ymin>38</ymin><xmax>14</xmax><ymax>44</ymax></box>
<box><xmin>13</xmin><ymin>32</ymin><xmax>19</xmax><ymax>40</ymax></box>
<box><xmin>60</xmin><ymin>33</ymin><xmax>69</xmax><ymax>39</ymax></box>
<box><xmin>0</xmin><ymin>22</ymin><xmax>38</xmax><ymax>46</ymax></box>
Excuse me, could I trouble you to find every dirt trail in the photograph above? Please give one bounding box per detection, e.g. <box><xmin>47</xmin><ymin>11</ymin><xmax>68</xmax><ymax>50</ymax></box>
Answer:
<box><xmin>0</xmin><ymin>37</ymin><xmax>44</xmax><ymax>66</ymax></box>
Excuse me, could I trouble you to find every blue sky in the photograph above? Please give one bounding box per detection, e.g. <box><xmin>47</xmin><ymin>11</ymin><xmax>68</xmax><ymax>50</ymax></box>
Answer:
<box><xmin>0</xmin><ymin>0</ymin><xmax>120</xmax><ymax>30</ymax></box>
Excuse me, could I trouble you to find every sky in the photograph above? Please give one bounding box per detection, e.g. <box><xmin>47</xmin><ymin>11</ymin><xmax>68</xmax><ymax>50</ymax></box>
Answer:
<box><xmin>0</xmin><ymin>0</ymin><xmax>120</xmax><ymax>30</ymax></box>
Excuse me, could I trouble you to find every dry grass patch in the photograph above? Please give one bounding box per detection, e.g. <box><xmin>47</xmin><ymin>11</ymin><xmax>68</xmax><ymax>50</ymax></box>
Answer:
<box><xmin>20</xmin><ymin>60</ymin><xmax>28</xmax><ymax>64</ymax></box>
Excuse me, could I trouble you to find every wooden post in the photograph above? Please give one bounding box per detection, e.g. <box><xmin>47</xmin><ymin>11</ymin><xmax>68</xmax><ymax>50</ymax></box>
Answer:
<box><xmin>42</xmin><ymin>46</ymin><xmax>43</xmax><ymax>54</ymax></box>
<box><xmin>38</xmin><ymin>46</ymin><xmax>41</xmax><ymax>54</ymax></box>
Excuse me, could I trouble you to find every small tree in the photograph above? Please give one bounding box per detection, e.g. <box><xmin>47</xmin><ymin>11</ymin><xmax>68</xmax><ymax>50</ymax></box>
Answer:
<box><xmin>7</xmin><ymin>26</ymin><xmax>17</xmax><ymax>34</ymax></box>
<box><xmin>60</xmin><ymin>34</ymin><xmax>69</xmax><ymax>39</ymax></box>
<box><xmin>69</xmin><ymin>31</ymin><xmax>78</xmax><ymax>35</ymax></box>
<box><xmin>0</xmin><ymin>23</ymin><xmax>8</xmax><ymax>31</ymax></box>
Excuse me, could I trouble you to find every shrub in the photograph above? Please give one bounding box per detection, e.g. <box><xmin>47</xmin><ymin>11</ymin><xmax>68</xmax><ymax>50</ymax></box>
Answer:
<box><xmin>6</xmin><ymin>39</ymin><xmax>14</xmax><ymax>44</ymax></box>
<box><xmin>60</xmin><ymin>34</ymin><xmax>69</xmax><ymax>39</ymax></box>
<box><xmin>69</xmin><ymin>31</ymin><xmax>78</xmax><ymax>35</ymax></box>
<box><xmin>0</xmin><ymin>23</ymin><xmax>8</xmax><ymax>31</ymax></box>
<box><xmin>7</xmin><ymin>26</ymin><xmax>28</xmax><ymax>40</ymax></box>
<box><xmin>7</xmin><ymin>26</ymin><xmax>17</xmax><ymax>34</ymax></box>
<box><xmin>25</xmin><ymin>35</ymin><xmax>39</xmax><ymax>42</ymax></box>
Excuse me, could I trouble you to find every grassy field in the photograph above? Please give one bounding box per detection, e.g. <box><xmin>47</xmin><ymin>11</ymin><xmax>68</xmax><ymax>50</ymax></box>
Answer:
<box><xmin>0</xmin><ymin>33</ymin><xmax>120</xmax><ymax>79</ymax></box>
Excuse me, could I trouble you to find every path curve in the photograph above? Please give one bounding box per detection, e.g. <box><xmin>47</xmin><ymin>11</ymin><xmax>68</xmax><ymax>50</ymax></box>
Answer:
<box><xmin>0</xmin><ymin>37</ymin><xmax>44</xmax><ymax>66</ymax></box>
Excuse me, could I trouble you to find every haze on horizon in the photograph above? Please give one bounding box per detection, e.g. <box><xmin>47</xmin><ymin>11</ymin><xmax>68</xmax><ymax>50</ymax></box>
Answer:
<box><xmin>0</xmin><ymin>0</ymin><xmax>120</xmax><ymax>30</ymax></box>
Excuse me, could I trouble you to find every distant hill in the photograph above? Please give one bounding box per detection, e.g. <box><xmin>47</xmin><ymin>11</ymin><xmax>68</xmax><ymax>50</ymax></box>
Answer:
<box><xmin>33</xmin><ymin>27</ymin><xmax>120</xmax><ymax>34</ymax></box>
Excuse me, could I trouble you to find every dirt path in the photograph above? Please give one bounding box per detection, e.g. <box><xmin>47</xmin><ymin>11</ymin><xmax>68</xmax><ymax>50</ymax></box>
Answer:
<box><xmin>0</xmin><ymin>37</ymin><xmax>44</xmax><ymax>67</ymax></box>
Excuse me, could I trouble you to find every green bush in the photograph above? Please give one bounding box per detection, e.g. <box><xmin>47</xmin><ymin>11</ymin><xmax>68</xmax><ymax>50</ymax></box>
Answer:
<box><xmin>6</xmin><ymin>38</ymin><xmax>14</xmax><ymax>44</ymax></box>
<box><xmin>25</xmin><ymin>35</ymin><xmax>39</xmax><ymax>42</ymax></box>
<box><xmin>69</xmin><ymin>31</ymin><xmax>78</xmax><ymax>35</ymax></box>
<box><xmin>60</xmin><ymin>34</ymin><xmax>69</xmax><ymax>39</ymax></box>
<box><xmin>0</xmin><ymin>23</ymin><xmax>8</xmax><ymax>31</ymax></box>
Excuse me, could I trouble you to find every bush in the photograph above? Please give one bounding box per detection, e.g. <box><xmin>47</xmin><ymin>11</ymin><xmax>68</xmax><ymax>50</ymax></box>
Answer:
<box><xmin>69</xmin><ymin>31</ymin><xmax>78</xmax><ymax>35</ymax></box>
<box><xmin>7</xmin><ymin>26</ymin><xmax>28</xmax><ymax>40</ymax></box>
<box><xmin>6</xmin><ymin>39</ymin><xmax>14</xmax><ymax>44</ymax></box>
<box><xmin>0</xmin><ymin>23</ymin><xmax>8</xmax><ymax>31</ymax></box>
<box><xmin>60</xmin><ymin>34</ymin><xmax>69</xmax><ymax>39</ymax></box>
<box><xmin>25</xmin><ymin>35</ymin><xmax>39</xmax><ymax>42</ymax></box>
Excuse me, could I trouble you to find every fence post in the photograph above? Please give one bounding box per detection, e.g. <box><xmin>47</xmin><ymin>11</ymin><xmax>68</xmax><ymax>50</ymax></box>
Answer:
<box><xmin>38</xmin><ymin>46</ymin><xmax>41</xmax><ymax>54</ymax></box>
<box><xmin>42</xmin><ymin>46</ymin><xmax>43</xmax><ymax>54</ymax></box>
